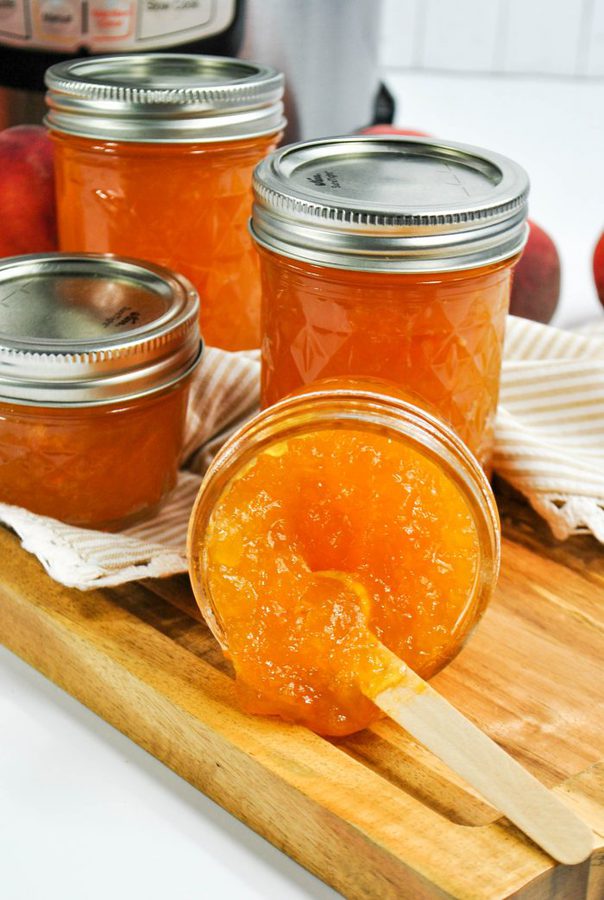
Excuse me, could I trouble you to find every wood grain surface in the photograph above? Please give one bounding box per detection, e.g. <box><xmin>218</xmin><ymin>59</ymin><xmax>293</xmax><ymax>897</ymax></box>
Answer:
<box><xmin>0</xmin><ymin>480</ymin><xmax>603</xmax><ymax>900</ymax></box>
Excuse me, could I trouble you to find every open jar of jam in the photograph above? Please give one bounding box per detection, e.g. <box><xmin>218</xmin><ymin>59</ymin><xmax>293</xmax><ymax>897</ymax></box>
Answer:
<box><xmin>0</xmin><ymin>253</ymin><xmax>201</xmax><ymax>530</ymax></box>
<box><xmin>188</xmin><ymin>378</ymin><xmax>500</xmax><ymax>736</ymax></box>
<box><xmin>45</xmin><ymin>54</ymin><xmax>285</xmax><ymax>351</ymax></box>
<box><xmin>251</xmin><ymin>136</ymin><xmax>529</xmax><ymax>468</ymax></box>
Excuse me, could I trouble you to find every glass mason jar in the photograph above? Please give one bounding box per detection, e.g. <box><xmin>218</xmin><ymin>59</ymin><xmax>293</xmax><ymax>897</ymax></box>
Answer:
<box><xmin>0</xmin><ymin>253</ymin><xmax>201</xmax><ymax>530</ymax></box>
<box><xmin>188</xmin><ymin>379</ymin><xmax>500</xmax><ymax>736</ymax></box>
<box><xmin>45</xmin><ymin>54</ymin><xmax>285</xmax><ymax>351</ymax></box>
<box><xmin>251</xmin><ymin>136</ymin><xmax>529</xmax><ymax>469</ymax></box>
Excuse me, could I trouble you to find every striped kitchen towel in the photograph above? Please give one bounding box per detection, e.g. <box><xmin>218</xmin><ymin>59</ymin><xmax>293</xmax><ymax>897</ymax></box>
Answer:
<box><xmin>496</xmin><ymin>317</ymin><xmax>604</xmax><ymax>541</ymax></box>
<box><xmin>0</xmin><ymin>317</ymin><xmax>602</xmax><ymax>589</ymax></box>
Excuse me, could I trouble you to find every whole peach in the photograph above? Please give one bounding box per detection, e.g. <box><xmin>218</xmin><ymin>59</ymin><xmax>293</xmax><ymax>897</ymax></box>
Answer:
<box><xmin>593</xmin><ymin>231</ymin><xmax>604</xmax><ymax>306</ymax></box>
<box><xmin>359</xmin><ymin>125</ymin><xmax>431</xmax><ymax>138</ymax></box>
<box><xmin>510</xmin><ymin>220</ymin><xmax>560</xmax><ymax>323</ymax></box>
<box><xmin>0</xmin><ymin>125</ymin><xmax>57</xmax><ymax>256</ymax></box>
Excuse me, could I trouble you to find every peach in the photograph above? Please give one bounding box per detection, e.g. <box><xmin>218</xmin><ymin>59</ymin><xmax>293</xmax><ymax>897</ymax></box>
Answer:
<box><xmin>359</xmin><ymin>125</ymin><xmax>431</xmax><ymax>138</ymax></box>
<box><xmin>593</xmin><ymin>231</ymin><xmax>604</xmax><ymax>307</ymax></box>
<box><xmin>510</xmin><ymin>220</ymin><xmax>560</xmax><ymax>323</ymax></box>
<box><xmin>0</xmin><ymin>125</ymin><xmax>57</xmax><ymax>257</ymax></box>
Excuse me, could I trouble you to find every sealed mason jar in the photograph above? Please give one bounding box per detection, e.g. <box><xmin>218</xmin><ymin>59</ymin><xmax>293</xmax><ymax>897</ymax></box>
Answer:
<box><xmin>187</xmin><ymin>379</ymin><xmax>500</xmax><ymax>736</ymax></box>
<box><xmin>45</xmin><ymin>54</ymin><xmax>285</xmax><ymax>351</ymax></box>
<box><xmin>251</xmin><ymin>136</ymin><xmax>530</xmax><ymax>468</ymax></box>
<box><xmin>0</xmin><ymin>253</ymin><xmax>201</xmax><ymax>530</ymax></box>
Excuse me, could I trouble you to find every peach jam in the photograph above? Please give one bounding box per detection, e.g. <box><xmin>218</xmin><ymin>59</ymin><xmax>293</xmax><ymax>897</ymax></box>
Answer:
<box><xmin>45</xmin><ymin>54</ymin><xmax>285</xmax><ymax>351</ymax></box>
<box><xmin>251</xmin><ymin>136</ymin><xmax>530</xmax><ymax>468</ymax></box>
<box><xmin>188</xmin><ymin>380</ymin><xmax>500</xmax><ymax>736</ymax></box>
<box><xmin>0</xmin><ymin>253</ymin><xmax>201</xmax><ymax>530</ymax></box>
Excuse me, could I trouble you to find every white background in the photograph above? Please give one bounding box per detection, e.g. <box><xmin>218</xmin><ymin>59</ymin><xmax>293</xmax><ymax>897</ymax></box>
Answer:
<box><xmin>2</xmin><ymin>3</ymin><xmax>604</xmax><ymax>899</ymax></box>
<box><xmin>381</xmin><ymin>0</ymin><xmax>604</xmax><ymax>76</ymax></box>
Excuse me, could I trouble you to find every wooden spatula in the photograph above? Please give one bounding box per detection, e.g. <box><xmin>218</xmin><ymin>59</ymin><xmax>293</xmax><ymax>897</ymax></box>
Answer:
<box><xmin>364</xmin><ymin>644</ymin><xmax>593</xmax><ymax>866</ymax></box>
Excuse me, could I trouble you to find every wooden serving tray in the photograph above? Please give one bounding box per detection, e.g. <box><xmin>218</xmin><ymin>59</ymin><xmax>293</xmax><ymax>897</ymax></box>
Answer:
<box><xmin>1</xmin><ymin>481</ymin><xmax>603</xmax><ymax>899</ymax></box>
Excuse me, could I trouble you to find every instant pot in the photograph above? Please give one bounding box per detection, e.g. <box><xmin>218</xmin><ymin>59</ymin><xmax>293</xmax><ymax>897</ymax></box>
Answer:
<box><xmin>0</xmin><ymin>0</ymin><xmax>393</xmax><ymax>139</ymax></box>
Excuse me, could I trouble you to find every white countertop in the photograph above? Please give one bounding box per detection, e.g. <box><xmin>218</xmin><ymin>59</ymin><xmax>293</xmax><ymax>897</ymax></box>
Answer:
<box><xmin>2</xmin><ymin>71</ymin><xmax>604</xmax><ymax>900</ymax></box>
<box><xmin>0</xmin><ymin>648</ymin><xmax>338</xmax><ymax>900</ymax></box>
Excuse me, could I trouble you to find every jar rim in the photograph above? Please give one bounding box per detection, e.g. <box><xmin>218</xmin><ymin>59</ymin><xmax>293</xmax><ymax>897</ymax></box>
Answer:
<box><xmin>187</xmin><ymin>383</ymin><xmax>501</xmax><ymax>653</ymax></box>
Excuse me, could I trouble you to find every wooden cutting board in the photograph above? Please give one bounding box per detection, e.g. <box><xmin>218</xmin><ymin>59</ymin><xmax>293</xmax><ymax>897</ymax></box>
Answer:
<box><xmin>0</xmin><ymin>480</ymin><xmax>603</xmax><ymax>900</ymax></box>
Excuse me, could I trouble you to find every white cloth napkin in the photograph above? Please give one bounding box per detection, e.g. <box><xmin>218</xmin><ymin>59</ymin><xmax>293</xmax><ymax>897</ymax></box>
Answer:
<box><xmin>1</xmin><ymin>317</ymin><xmax>602</xmax><ymax>590</ymax></box>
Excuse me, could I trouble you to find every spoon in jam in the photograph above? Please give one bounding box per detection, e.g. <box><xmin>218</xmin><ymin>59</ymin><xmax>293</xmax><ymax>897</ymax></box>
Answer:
<box><xmin>190</xmin><ymin>428</ymin><xmax>594</xmax><ymax>866</ymax></box>
<box><xmin>316</xmin><ymin>573</ymin><xmax>594</xmax><ymax>867</ymax></box>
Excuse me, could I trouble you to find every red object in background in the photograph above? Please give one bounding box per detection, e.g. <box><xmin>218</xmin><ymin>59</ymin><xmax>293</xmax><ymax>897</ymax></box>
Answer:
<box><xmin>359</xmin><ymin>125</ymin><xmax>431</xmax><ymax>138</ymax></box>
<box><xmin>0</xmin><ymin>126</ymin><xmax>57</xmax><ymax>257</ymax></box>
<box><xmin>593</xmin><ymin>231</ymin><xmax>604</xmax><ymax>307</ymax></box>
<box><xmin>509</xmin><ymin>220</ymin><xmax>560</xmax><ymax>324</ymax></box>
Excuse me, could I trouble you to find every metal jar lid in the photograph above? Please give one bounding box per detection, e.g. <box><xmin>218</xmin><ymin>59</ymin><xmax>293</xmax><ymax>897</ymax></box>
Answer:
<box><xmin>251</xmin><ymin>135</ymin><xmax>530</xmax><ymax>272</ymax></box>
<box><xmin>0</xmin><ymin>254</ymin><xmax>202</xmax><ymax>407</ymax></box>
<box><xmin>45</xmin><ymin>54</ymin><xmax>285</xmax><ymax>143</ymax></box>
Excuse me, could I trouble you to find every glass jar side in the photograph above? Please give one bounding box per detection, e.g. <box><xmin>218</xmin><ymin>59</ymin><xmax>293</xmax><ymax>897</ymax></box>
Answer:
<box><xmin>259</xmin><ymin>247</ymin><xmax>518</xmax><ymax>469</ymax></box>
<box><xmin>0</xmin><ymin>378</ymin><xmax>191</xmax><ymax>530</ymax></box>
<box><xmin>51</xmin><ymin>131</ymin><xmax>282</xmax><ymax>351</ymax></box>
<box><xmin>188</xmin><ymin>384</ymin><xmax>501</xmax><ymax>680</ymax></box>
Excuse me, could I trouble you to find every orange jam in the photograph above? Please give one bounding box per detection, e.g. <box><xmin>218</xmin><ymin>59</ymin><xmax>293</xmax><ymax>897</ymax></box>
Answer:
<box><xmin>45</xmin><ymin>54</ymin><xmax>285</xmax><ymax>351</ymax></box>
<box><xmin>251</xmin><ymin>135</ymin><xmax>529</xmax><ymax>469</ymax></box>
<box><xmin>0</xmin><ymin>385</ymin><xmax>189</xmax><ymax>529</ymax></box>
<box><xmin>188</xmin><ymin>382</ymin><xmax>500</xmax><ymax>737</ymax></box>
<box><xmin>51</xmin><ymin>133</ymin><xmax>280</xmax><ymax>350</ymax></box>
<box><xmin>0</xmin><ymin>253</ymin><xmax>201</xmax><ymax>530</ymax></box>
<box><xmin>259</xmin><ymin>250</ymin><xmax>516</xmax><ymax>468</ymax></box>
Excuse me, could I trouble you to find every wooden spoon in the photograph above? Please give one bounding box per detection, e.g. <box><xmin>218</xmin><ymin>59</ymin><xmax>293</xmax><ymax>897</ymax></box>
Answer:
<box><xmin>316</xmin><ymin>570</ymin><xmax>593</xmax><ymax>865</ymax></box>
<box><xmin>365</xmin><ymin>643</ymin><xmax>594</xmax><ymax>866</ymax></box>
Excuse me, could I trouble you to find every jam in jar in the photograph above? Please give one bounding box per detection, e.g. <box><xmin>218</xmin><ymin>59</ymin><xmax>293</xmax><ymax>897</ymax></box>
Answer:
<box><xmin>45</xmin><ymin>54</ymin><xmax>285</xmax><ymax>351</ymax></box>
<box><xmin>188</xmin><ymin>379</ymin><xmax>500</xmax><ymax>736</ymax></box>
<box><xmin>0</xmin><ymin>253</ymin><xmax>201</xmax><ymax>530</ymax></box>
<box><xmin>251</xmin><ymin>136</ymin><xmax>529</xmax><ymax>468</ymax></box>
